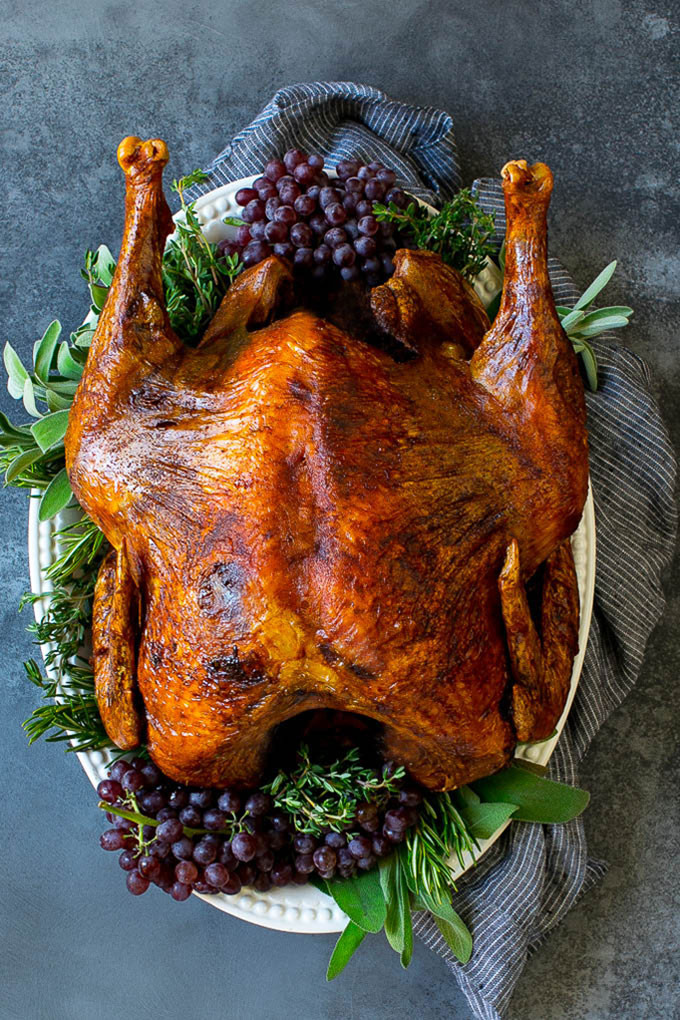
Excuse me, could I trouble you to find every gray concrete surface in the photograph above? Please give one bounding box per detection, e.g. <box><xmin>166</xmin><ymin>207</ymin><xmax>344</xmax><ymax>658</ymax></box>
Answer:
<box><xmin>1</xmin><ymin>1</ymin><xmax>678</xmax><ymax>1017</ymax></box>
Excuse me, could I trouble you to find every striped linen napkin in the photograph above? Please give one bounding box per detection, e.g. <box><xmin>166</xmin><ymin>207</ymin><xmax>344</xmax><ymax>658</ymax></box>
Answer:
<box><xmin>186</xmin><ymin>81</ymin><xmax>677</xmax><ymax>1020</ymax></box>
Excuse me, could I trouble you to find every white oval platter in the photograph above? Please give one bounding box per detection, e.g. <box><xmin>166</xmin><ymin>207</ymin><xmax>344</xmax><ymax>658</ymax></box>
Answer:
<box><xmin>27</xmin><ymin>173</ymin><xmax>596</xmax><ymax>934</ymax></box>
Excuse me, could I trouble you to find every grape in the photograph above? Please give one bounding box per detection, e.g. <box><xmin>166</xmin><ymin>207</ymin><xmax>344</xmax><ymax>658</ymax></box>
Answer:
<box><xmin>284</xmin><ymin>148</ymin><xmax>307</xmax><ymax>172</ymax></box>
<box><xmin>222</xmin><ymin>872</ymin><xmax>242</xmax><ymax>895</ymax></box>
<box><xmin>324</xmin><ymin>831</ymin><xmax>346</xmax><ymax>849</ymax></box>
<box><xmin>357</xmin><ymin>166</ymin><xmax>374</xmax><ymax>181</ymax></box>
<box><xmin>362</xmin><ymin>257</ymin><xmax>381</xmax><ymax>276</ymax></box>
<box><xmin>319</xmin><ymin>187</ymin><xmax>341</xmax><ymax>210</ymax></box>
<box><xmin>279</xmin><ymin>181</ymin><xmax>301</xmax><ymax>205</ymax></box>
<box><xmin>265</xmin><ymin>158</ymin><xmax>286</xmax><ymax>182</ymax></box>
<box><xmin>235</xmin><ymin>187</ymin><xmax>258</xmax><ymax>206</ymax></box>
<box><xmin>368</xmin><ymin>160</ymin><xmax>383</xmax><ymax>172</ymax></box>
<box><xmin>336</xmin><ymin>158</ymin><xmax>360</xmax><ymax>180</ymax></box>
<box><xmin>269</xmin><ymin>812</ymin><xmax>291</xmax><ymax>833</ymax></box>
<box><xmin>308</xmin><ymin>154</ymin><xmax>325</xmax><ymax>171</ymax></box>
<box><xmin>237</xmin><ymin>862</ymin><xmax>257</xmax><ymax>886</ymax></box>
<box><xmin>354</xmin><ymin>235</ymin><xmax>377</xmax><ymax>258</ymax></box>
<box><xmin>204</xmin><ymin>862</ymin><xmax>230</xmax><ymax>888</ymax></box>
<box><xmin>291</xmin><ymin>871</ymin><xmax>310</xmax><ymax>885</ymax></box>
<box><xmin>157</xmin><ymin>818</ymin><xmax>183</xmax><ymax>843</ymax></box>
<box><xmin>264</xmin><ymin>195</ymin><xmax>281</xmax><ymax>219</ymax></box>
<box><xmin>220</xmin><ymin>841</ymin><xmax>238</xmax><ymax>870</ymax></box>
<box><xmin>142</xmin><ymin>825</ymin><xmax>156</xmax><ymax>842</ymax></box>
<box><xmin>236</xmin><ymin>225</ymin><xmax>252</xmax><ymax>246</ymax></box>
<box><xmin>249</xmin><ymin>219</ymin><xmax>267</xmax><ymax>241</ymax></box>
<box><xmin>273</xmin><ymin>242</ymin><xmax>295</xmax><ymax>260</ymax></box>
<box><xmin>383</xmin><ymin>825</ymin><xmax>406</xmax><ymax>843</ymax></box>
<box><xmin>358</xmin><ymin>215</ymin><xmax>379</xmax><ymax>237</ymax></box>
<box><xmin>343</xmin><ymin>193</ymin><xmax>358</xmax><ymax>213</ymax></box>
<box><xmin>317</xmin><ymin>867</ymin><xmax>336</xmax><ymax>880</ymax></box>
<box><xmin>270</xmin><ymin>862</ymin><xmax>294</xmax><ymax>887</ymax></box>
<box><xmin>245</xmin><ymin>791</ymin><xmax>272</xmax><ymax>816</ymax></box>
<box><xmin>193</xmin><ymin>880</ymin><xmax>217</xmax><ymax>894</ymax></box>
<box><xmin>337</xmin><ymin>861</ymin><xmax>356</xmax><ymax>879</ymax></box>
<box><xmin>293</xmin><ymin>163</ymin><xmax>316</xmax><ymax>187</ymax></box>
<box><xmin>242</xmin><ymin>241</ymin><xmax>272</xmax><ymax>267</ymax></box>
<box><xmin>139</xmin><ymin>790</ymin><xmax>166</xmax><ymax>815</ymax></box>
<box><xmin>121</xmin><ymin>768</ymin><xmax>144</xmax><ymax>793</ymax></box>
<box><xmin>169</xmin><ymin>783</ymin><xmax>188</xmax><ymax>807</ymax></box>
<box><xmin>385</xmin><ymin>188</ymin><xmax>408</xmax><ymax>209</ymax></box>
<box><xmin>155</xmin><ymin>807</ymin><xmax>177</xmax><ymax>823</ymax></box>
<box><xmin>254</xmin><ymin>177</ymin><xmax>277</xmax><ymax>201</ymax></box>
<box><xmin>345</xmin><ymin>176</ymin><xmax>364</xmax><ymax>194</ymax></box>
<box><xmin>138</xmin><ymin>855</ymin><xmax>161</xmax><ymax>880</ymax></box>
<box><xmin>127</xmin><ymin>870</ymin><xmax>150</xmax><ymax>895</ymax></box>
<box><xmin>365</xmin><ymin>179</ymin><xmax>386</xmax><ymax>201</ymax></box>
<box><xmin>97</xmin><ymin>779</ymin><xmax>123</xmax><ymax>804</ymax></box>
<box><xmin>171</xmin><ymin>836</ymin><xmax>193</xmax><ymax>860</ymax></box>
<box><xmin>344</xmin><ymin>219</ymin><xmax>360</xmax><ymax>240</ymax></box>
<box><xmin>313</xmin><ymin>244</ymin><xmax>331</xmax><ymax>265</ymax></box>
<box><xmin>119</xmin><ymin>849</ymin><xmax>138</xmax><ymax>871</ymax></box>
<box><xmin>217</xmin><ymin>790</ymin><xmax>242</xmax><ymax>814</ymax></box>
<box><xmin>254</xmin><ymin>872</ymin><xmax>272</xmax><ymax>892</ymax></box>
<box><xmin>256</xmin><ymin>849</ymin><xmax>275</xmax><ymax>871</ymax></box>
<box><xmin>193</xmin><ymin>838</ymin><xmax>219</xmax><ymax>866</ymax></box>
<box><xmin>232</xmin><ymin>832</ymin><xmax>257</xmax><ymax>862</ymax></box>
<box><xmin>264</xmin><ymin>220</ymin><xmax>288</xmax><ymax>244</ymax></box>
<box><xmin>267</xmin><ymin>830</ymin><xmax>288</xmax><ymax>851</ymax></box>
<box><xmin>217</xmin><ymin>240</ymin><xmax>240</xmax><ymax>259</ymax></box>
<box><xmin>372</xmin><ymin>835</ymin><xmax>391</xmax><ymax>857</ymax></box>
<box><xmin>290</xmin><ymin>222</ymin><xmax>313</xmax><ymax>248</ymax></box>
<box><xmin>356</xmin><ymin>200</ymin><xmax>373</xmax><ymax>218</ymax></box>
<box><xmin>156</xmin><ymin>861</ymin><xmax>176</xmax><ymax>891</ymax></box>
<box><xmin>312</xmin><ymin>846</ymin><xmax>337</xmax><ymax>871</ymax></box>
<box><xmin>253</xmin><ymin>832</ymin><xmax>270</xmax><ymax>856</ymax></box>
<box><xmin>384</xmin><ymin>807</ymin><xmax>410</xmax><ymax>831</ymax></box>
<box><xmin>100</xmin><ymin>829</ymin><xmax>127</xmax><ymax>851</ymax></box>
<box><xmin>175</xmin><ymin>860</ymin><xmax>199</xmax><ymax>884</ymax></box>
<box><xmin>341</xmin><ymin>265</ymin><xmax>361</xmax><ymax>282</ymax></box>
<box><xmin>325</xmin><ymin>202</ymin><xmax>347</xmax><ymax>226</ymax></box>
<box><xmin>171</xmin><ymin>881</ymin><xmax>192</xmax><ymax>902</ymax></box>
<box><xmin>150</xmin><ymin>840</ymin><xmax>171</xmax><ymax>859</ymax></box>
<box><xmin>294</xmin><ymin>248</ymin><xmax>314</xmax><ymax>269</ymax></box>
<box><xmin>242</xmin><ymin>199</ymin><xmax>265</xmax><ymax>224</ymax></box>
<box><xmin>294</xmin><ymin>194</ymin><xmax>316</xmax><ymax>217</ymax></box>
<box><xmin>179</xmin><ymin>804</ymin><xmax>202</xmax><ymax>828</ymax></box>
<box><xmin>333</xmin><ymin>244</ymin><xmax>355</xmax><ymax>268</ymax></box>
<box><xmin>108</xmin><ymin>760</ymin><xmax>130</xmax><ymax>783</ymax></box>
<box><xmin>294</xmin><ymin>853</ymin><xmax>315</xmax><ymax>874</ymax></box>
<box><xmin>307</xmin><ymin>184</ymin><xmax>321</xmax><ymax>202</ymax></box>
<box><xmin>274</xmin><ymin>205</ymin><xmax>297</xmax><ymax>227</ymax></box>
<box><xmin>293</xmin><ymin>833</ymin><xmax>317</xmax><ymax>854</ymax></box>
<box><xmin>324</xmin><ymin>227</ymin><xmax>347</xmax><ymax>248</ymax></box>
<box><xmin>202</xmin><ymin>808</ymin><xmax>227</xmax><ymax>831</ymax></box>
<box><xmin>357</xmin><ymin>854</ymin><xmax>377</xmax><ymax>871</ymax></box>
<box><xmin>348</xmin><ymin>836</ymin><xmax>372</xmax><ymax>859</ymax></box>
<box><xmin>377</xmin><ymin>168</ymin><xmax>397</xmax><ymax>187</ymax></box>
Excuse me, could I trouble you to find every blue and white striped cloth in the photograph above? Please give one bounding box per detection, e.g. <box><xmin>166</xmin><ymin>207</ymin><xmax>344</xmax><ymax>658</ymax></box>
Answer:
<box><xmin>187</xmin><ymin>82</ymin><xmax>678</xmax><ymax>1020</ymax></box>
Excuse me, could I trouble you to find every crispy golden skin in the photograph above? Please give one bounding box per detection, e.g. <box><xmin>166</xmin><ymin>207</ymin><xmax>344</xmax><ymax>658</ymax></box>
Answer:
<box><xmin>65</xmin><ymin>141</ymin><xmax>588</xmax><ymax>790</ymax></box>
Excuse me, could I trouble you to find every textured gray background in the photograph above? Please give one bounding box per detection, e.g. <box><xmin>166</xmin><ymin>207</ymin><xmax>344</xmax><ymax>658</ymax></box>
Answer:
<box><xmin>1</xmin><ymin>2</ymin><xmax>678</xmax><ymax>1018</ymax></box>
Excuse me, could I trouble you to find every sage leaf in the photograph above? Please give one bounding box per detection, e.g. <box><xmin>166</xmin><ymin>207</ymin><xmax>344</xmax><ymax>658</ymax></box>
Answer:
<box><xmin>38</xmin><ymin>467</ymin><xmax>73</xmax><ymax>521</ymax></box>
<box><xmin>398</xmin><ymin>864</ymin><xmax>413</xmax><ymax>968</ymax></box>
<box><xmin>34</xmin><ymin>320</ymin><xmax>62</xmax><ymax>382</ymax></box>
<box><xmin>324</xmin><ymin>868</ymin><xmax>386</xmax><ymax>933</ymax></box>
<box><xmin>46</xmin><ymin>389</ymin><xmax>74</xmax><ymax>412</ymax></box>
<box><xmin>3</xmin><ymin>342</ymin><xmax>29</xmax><ymax>399</ymax></box>
<box><xmin>472</xmin><ymin>764</ymin><xmax>589</xmax><ymax>823</ymax></box>
<box><xmin>31</xmin><ymin>410</ymin><xmax>70</xmax><ymax>453</ymax></box>
<box><xmin>379</xmin><ymin>854</ymin><xmax>412</xmax><ymax>958</ymax></box>
<box><xmin>23</xmin><ymin>378</ymin><xmax>41</xmax><ymax>418</ymax></box>
<box><xmin>458</xmin><ymin>801</ymin><xmax>518</xmax><ymax>839</ymax></box>
<box><xmin>5</xmin><ymin>447</ymin><xmax>44</xmax><ymax>484</ymax></box>
<box><xmin>573</xmin><ymin>260</ymin><xmax>617</xmax><ymax>311</ymax></box>
<box><xmin>57</xmin><ymin>342</ymin><xmax>85</xmax><ymax>380</ymax></box>
<box><xmin>326</xmin><ymin>921</ymin><xmax>367</xmax><ymax>980</ymax></box>
<box><xmin>559</xmin><ymin>308</ymin><xmax>585</xmax><ymax>331</ymax></box>
<box><xmin>0</xmin><ymin>412</ymin><xmax>32</xmax><ymax>441</ymax></box>
<box><xmin>455</xmin><ymin>785</ymin><xmax>480</xmax><ymax>808</ymax></box>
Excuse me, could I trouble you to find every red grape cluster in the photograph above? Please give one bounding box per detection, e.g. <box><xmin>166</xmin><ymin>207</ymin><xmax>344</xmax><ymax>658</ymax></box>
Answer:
<box><xmin>97</xmin><ymin>757</ymin><xmax>422</xmax><ymax>901</ymax></box>
<box><xmin>217</xmin><ymin>148</ymin><xmax>409</xmax><ymax>287</ymax></box>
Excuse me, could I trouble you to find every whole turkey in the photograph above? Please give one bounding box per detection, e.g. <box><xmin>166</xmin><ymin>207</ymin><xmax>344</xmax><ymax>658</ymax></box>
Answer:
<box><xmin>65</xmin><ymin>137</ymin><xmax>589</xmax><ymax>791</ymax></box>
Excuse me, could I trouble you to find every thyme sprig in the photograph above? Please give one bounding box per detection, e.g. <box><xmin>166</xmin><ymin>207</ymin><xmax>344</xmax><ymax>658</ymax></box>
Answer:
<box><xmin>263</xmin><ymin>744</ymin><xmax>405</xmax><ymax>836</ymax></box>
<box><xmin>373</xmin><ymin>188</ymin><xmax>496</xmax><ymax>280</ymax></box>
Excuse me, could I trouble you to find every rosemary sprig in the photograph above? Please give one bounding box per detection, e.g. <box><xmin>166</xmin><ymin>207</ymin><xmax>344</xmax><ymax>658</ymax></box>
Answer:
<box><xmin>373</xmin><ymin>188</ymin><xmax>496</xmax><ymax>280</ymax></box>
<box><xmin>263</xmin><ymin>744</ymin><xmax>405</xmax><ymax>836</ymax></box>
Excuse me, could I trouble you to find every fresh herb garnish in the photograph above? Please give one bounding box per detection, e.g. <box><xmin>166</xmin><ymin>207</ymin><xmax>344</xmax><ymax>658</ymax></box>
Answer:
<box><xmin>374</xmin><ymin>188</ymin><xmax>496</xmax><ymax>279</ymax></box>
<box><xmin>263</xmin><ymin>744</ymin><xmax>405</xmax><ymax>836</ymax></box>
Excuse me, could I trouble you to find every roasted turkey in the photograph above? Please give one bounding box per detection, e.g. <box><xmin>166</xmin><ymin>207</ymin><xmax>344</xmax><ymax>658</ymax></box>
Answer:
<box><xmin>64</xmin><ymin>137</ymin><xmax>588</xmax><ymax>791</ymax></box>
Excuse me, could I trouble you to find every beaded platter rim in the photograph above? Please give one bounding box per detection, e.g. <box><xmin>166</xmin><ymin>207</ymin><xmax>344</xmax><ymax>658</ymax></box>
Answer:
<box><xmin>27</xmin><ymin>176</ymin><xmax>596</xmax><ymax>934</ymax></box>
